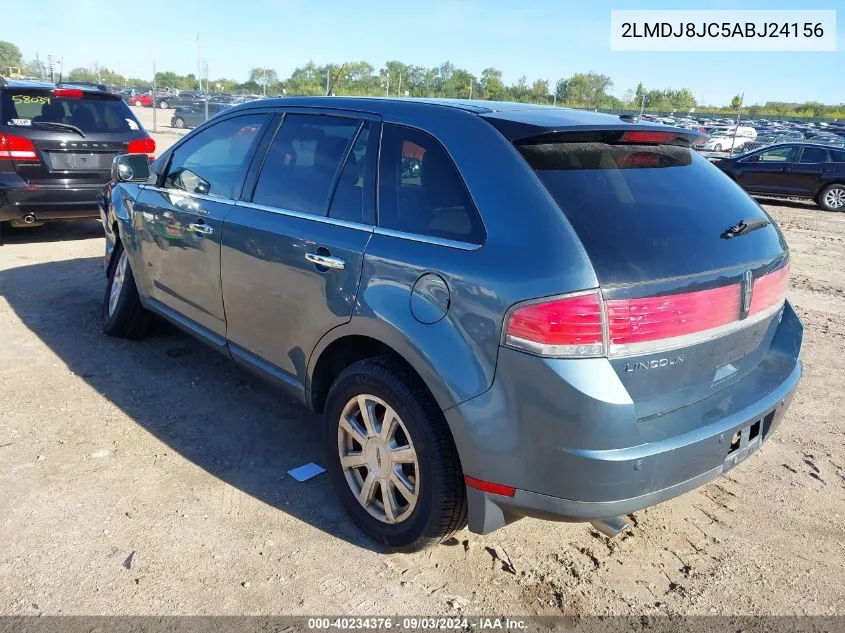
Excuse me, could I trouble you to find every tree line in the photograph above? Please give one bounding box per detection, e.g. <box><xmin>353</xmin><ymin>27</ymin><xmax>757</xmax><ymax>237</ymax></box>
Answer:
<box><xmin>2</xmin><ymin>40</ymin><xmax>843</xmax><ymax>119</ymax></box>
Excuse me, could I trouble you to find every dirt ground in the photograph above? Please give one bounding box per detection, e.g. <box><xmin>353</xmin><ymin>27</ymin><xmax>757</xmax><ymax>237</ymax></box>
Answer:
<box><xmin>0</xmin><ymin>199</ymin><xmax>843</xmax><ymax>617</ymax></box>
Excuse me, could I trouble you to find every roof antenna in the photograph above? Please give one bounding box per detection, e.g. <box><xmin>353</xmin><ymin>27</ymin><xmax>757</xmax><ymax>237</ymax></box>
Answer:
<box><xmin>326</xmin><ymin>63</ymin><xmax>345</xmax><ymax>96</ymax></box>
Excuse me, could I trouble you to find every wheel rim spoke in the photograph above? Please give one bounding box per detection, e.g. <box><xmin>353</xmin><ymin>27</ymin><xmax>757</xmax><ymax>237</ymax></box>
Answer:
<box><xmin>358</xmin><ymin>471</ymin><xmax>377</xmax><ymax>506</ymax></box>
<box><xmin>357</xmin><ymin>395</ymin><xmax>376</xmax><ymax>436</ymax></box>
<box><xmin>381</xmin><ymin>479</ymin><xmax>397</xmax><ymax>524</ymax></box>
<box><xmin>339</xmin><ymin>415</ymin><xmax>368</xmax><ymax>447</ymax></box>
<box><xmin>390</xmin><ymin>469</ymin><xmax>417</xmax><ymax>504</ymax></box>
<box><xmin>340</xmin><ymin>451</ymin><xmax>367</xmax><ymax>470</ymax></box>
<box><xmin>379</xmin><ymin>406</ymin><xmax>398</xmax><ymax>443</ymax></box>
<box><xmin>390</xmin><ymin>446</ymin><xmax>415</xmax><ymax>463</ymax></box>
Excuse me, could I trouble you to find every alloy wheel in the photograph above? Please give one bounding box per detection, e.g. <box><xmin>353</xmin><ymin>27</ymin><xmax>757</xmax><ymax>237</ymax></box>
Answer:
<box><xmin>108</xmin><ymin>250</ymin><xmax>128</xmax><ymax>316</ymax></box>
<box><xmin>337</xmin><ymin>394</ymin><xmax>419</xmax><ymax>524</ymax></box>
<box><xmin>824</xmin><ymin>186</ymin><xmax>845</xmax><ymax>210</ymax></box>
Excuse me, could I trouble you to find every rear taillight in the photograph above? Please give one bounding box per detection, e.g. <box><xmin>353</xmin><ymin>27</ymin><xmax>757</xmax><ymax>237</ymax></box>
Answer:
<box><xmin>607</xmin><ymin>284</ymin><xmax>741</xmax><ymax>349</ymax></box>
<box><xmin>750</xmin><ymin>264</ymin><xmax>790</xmax><ymax>315</ymax></box>
<box><xmin>504</xmin><ymin>266</ymin><xmax>789</xmax><ymax>358</ymax></box>
<box><xmin>0</xmin><ymin>134</ymin><xmax>38</xmax><ymax>161</ymax></box>
<box><xmin>504</xmin><ymin>291</ymin><xmax>604</xmax><ymax>357</ymax></box>
<box><xmin>127</xmin><ymin>136</ymin><xmax>156</xmax><ymax>160</ymax></box>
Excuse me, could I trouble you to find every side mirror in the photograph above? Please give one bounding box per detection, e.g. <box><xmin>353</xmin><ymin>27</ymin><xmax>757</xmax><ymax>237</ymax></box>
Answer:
<box><xmin>112</xmin><ymin>154</ymin><xmax>151</xmax><ymax>183</ymax></box>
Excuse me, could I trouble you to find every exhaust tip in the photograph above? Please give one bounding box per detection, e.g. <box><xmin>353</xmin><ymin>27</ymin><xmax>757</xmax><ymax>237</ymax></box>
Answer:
<box><xmin>590</xmin><ymin>516</ymin><xmax>631</xmax><ymax>538</ymax></box>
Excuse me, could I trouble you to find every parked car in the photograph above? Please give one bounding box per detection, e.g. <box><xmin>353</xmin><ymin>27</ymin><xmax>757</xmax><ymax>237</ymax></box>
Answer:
<box><xmin>157</xmin><ymin>92</ymin><xmax>206</xmax><ymax>110</ymax></box>
<box><xmin>170</xmin><ymin>102</ymin><xmax>231</xmax><ymax>129</ymax></box>
<box><xmin>698</xmin><ymin>132</ymin><xmax>754</xmax><ymax>152</ymax></box>
<box><xmin>714</xmin><ymin>143</ymin><xmax>845</xmax><ymax>211</ymax></box>
<box><xmin>0</xmin><ymin>78</ymin><xmax>155</xmax><ymax>231</ymax></box>
<box><xmin>99</xmin><ymin>98</ymin><xmax>802</xmax><ymax>551</ymax></box>
<box><xmin>128</xmin><ymin>92</ymin><xmax>153</xmax><ymax>108</ymax></box>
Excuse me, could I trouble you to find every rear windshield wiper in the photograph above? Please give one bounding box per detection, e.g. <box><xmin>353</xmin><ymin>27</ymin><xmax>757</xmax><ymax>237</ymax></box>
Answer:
<box><xmin>29</xmin><ymin>121</ymin><xmax>86</xmax><ymax>138</ymax></box>
<box><xmin>721</xmin><ymin>218</ymin><xmax>770</xmax><ymax>239</ymax></box>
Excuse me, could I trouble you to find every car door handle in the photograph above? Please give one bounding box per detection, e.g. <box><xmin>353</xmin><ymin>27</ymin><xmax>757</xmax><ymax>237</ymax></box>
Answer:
<box><xmin>187</xmin><ymin>222</ymin><xmax>213</xmax><ymax>236</ymax></box>
<box><xmin>305</xmin><ymin>252</ymin><xmax>345</xmax><ymax>270</ymax></box>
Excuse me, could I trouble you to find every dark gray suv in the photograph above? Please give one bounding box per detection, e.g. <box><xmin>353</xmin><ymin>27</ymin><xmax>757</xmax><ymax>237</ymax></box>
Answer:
<box><xmin>99</xmin><ymin>98</ymin><xmax>803</xmax><ymax>552</ymax></box>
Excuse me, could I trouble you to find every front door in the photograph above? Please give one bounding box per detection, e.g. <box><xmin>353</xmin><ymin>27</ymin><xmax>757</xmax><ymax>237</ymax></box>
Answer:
<box><xmin>135</xmin><ymin>112</ymin><xmax>270</xmax><ymax>339</ymax></box>
<box><xmin>737</xmin><ymin>145</ymin><xmax>801</xmax><ymax>195</ymax></box>
<box><xmin>221</xmin><ymin>111</ymin><xmax>379</xmax><ymax>390</ymax></box>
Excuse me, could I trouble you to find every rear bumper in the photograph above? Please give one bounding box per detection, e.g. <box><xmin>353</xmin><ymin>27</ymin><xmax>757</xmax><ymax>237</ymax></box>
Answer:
<box><xmin>0</xmin><ymin>183</ymin><xmax>103</xmax><ymax>221</ymax></box>
<box><xmin>446</xmin><ymin>301</ymin><xmax>804</xmax><ymax>534</ymax></box>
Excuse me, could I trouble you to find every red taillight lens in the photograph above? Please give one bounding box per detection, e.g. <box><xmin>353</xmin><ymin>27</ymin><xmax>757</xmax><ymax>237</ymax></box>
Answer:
<box><xmin>0</xmin><ymin>134</ymin><xmax>38</xmax><ymax>161</ymax></box>
<box><xmin>750</xmin><ymin>264</ymin><xmax>789</xmax><ymax>315</ymax></box>
<box><xmin>505</xmin><ymin>291</ymin><xmax>604</xmax><ymax>357</ymax></box>
<box><xmin>127</xmin><ymin>136</ymin><xmax>156</xmax><ymax>156</ymax></box>
<box><xmin>620</xmin><ymin>130</ymin><xmax>680</xmax><ymax>143</ymax></box>
<box><xmin>52</xmin><ymin>88</ymin><xmax>84</xmax><ymax>99</ymax></box>
<box><xmin>607</xmin><ymin>284</ymin><xmax>741</xmax><ymax>349</ymax></box>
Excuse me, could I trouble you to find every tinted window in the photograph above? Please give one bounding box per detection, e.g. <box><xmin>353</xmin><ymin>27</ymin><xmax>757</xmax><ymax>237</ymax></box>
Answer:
<box><xmin>1</xmin><ymin>90</ymin><xmax>141</xmax><ymax>133</ymax></box>
<box><xmin>831</xmin><ymin>149</ymin><xmax>845</xmax><ymax>163</ymax></box>
<box><xmin>328</xmin><ymin>122</ymin><xmax>374</xmax><ymax>224</ymax></box>
<box><xmin>378</xmin><ymin>124</ymin><xmax>484</xmax><ymax>244</ymax></box>
<box><xmin>799</xmin><ymin>147</ymin><xmax>829</xmax><ymax>163</ymax></box>
<box><xmin>754</xmin><ymin>146</ymin><xmax>799</xmax><ymax>162</ymax></box>
<box><xmin>253</xmin><ymin>114</ymin><xmax>361</xmax><ymax>215</ymax></box>
<box><xmin>164</xmin><ymin>114</ymin><xmax>267</xmax><ymax>198</ymax></box>
<box><xmin>519</xmin><ymin>141</ymin><xmax>784</xmax><ymax>283</ymax></box>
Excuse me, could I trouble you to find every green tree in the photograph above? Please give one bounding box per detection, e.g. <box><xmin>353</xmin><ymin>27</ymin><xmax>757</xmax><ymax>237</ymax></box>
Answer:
<box><xmin>0</xmin><ymin>41</ymin><xmax>22</xmax><ymax>69</ymax></box>
<box><xmin>559</xmin><ymin>72</ymin><xmax>613</xmax><ymax>107</ymax></box>
<box><xmin>730</xmin><ymin>94</ymin><xmax>743</xmax><ymax>109</ymax></box>
<box><xmin>249</xmin><ymin>67</ymin><xmax>278</xmax><ymax>92</ymax></box>
<box><xmin>634</xmin><ymin>82</ymin><xmax>646</xmax><ymax>107</ymax></box>
<box><xmin>529</xmin><ymin>79</ymin><xmax>550</xmax><ymax>103</ymax></box>
<box><xmin>480</xmin><ymin>67</ymin><xmax>506</xmax><ymax>101</ymax></box>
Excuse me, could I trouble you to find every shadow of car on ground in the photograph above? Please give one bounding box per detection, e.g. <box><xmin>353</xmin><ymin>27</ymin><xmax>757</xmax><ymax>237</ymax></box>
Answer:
<box><xmin>0</xmin><ymin>255</ymin><xmax>384</xmax><ymax>552</ymax></box>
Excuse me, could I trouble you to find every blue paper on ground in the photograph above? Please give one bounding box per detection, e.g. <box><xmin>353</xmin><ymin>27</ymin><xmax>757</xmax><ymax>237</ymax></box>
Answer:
<box><xmin>287</xmin><ymin>463</ymin><xmax>326</xmax><ymax>482</ymax></box>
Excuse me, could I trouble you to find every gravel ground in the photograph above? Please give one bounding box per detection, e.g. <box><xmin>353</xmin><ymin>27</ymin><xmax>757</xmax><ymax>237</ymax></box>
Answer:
<box><xmin>0</xmin><ymin>200</ymin><xmax>843</xmax><ymax>616</ymax></box>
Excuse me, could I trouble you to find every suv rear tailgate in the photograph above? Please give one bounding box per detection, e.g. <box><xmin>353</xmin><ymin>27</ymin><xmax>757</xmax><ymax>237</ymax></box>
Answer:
<box><xmin>509</xmin><ymin>128</ymin><xmax>790</xmax><ymax>420</ymax></box>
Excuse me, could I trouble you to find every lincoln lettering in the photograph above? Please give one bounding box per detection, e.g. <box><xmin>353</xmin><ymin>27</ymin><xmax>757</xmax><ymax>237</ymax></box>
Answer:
<box><xmin>625</xmin><ymin>356</ymin><xmax>685</xmax><ymax>372</ymax></box>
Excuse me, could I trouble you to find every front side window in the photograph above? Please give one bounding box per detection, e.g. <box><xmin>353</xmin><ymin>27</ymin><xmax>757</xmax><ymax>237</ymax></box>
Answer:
<box><xmin>164</xmin><ymin>114</ymin><xmax>267</xmax><ymax>198</ymax></box>
<box><xmin>252</xmin><ymin>114</ymin><xmax>361</xmax><ymax>216</ymax></box>
<box><xmin>753</xmin><ymin>146</ymin><xmax>799</xmax><ymax>163</ymax></box>
<box><xmin>378</xmin><ymin>124</ymin><xmax>485</xmax><ymax>244</ymax></box>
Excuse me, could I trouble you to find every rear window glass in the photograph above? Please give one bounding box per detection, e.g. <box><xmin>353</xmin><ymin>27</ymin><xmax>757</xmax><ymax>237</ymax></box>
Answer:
<box><xmin>1</xmin><ymin>90</ymin><xmax>141</xmax><ymax>134</ymax></box>
<box><xmin>518</xmin><ymin>140</ymin><xmax>784</xmax><ymax>284</ymax></box>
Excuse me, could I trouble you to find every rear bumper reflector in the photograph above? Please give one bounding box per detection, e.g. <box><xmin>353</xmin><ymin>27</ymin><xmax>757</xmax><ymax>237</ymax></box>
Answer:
<box><xmin>465</xmin><ymin>475</ymin><xmax>516</xmax><ymax>497</ymax></box>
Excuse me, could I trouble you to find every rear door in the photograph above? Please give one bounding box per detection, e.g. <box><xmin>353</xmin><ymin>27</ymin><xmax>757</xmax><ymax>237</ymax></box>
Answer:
<box><xmin>514</xmin><ymin>130</ymin><xmax>789</xmax><ymax>421</ymax></box>
<box><xmin>221</xmin><ymin>110</ymin><xmax>378</xmax><ymax>390</ymax></box>
<box><xmin>735</xmin><ymin>145</ymin><xmax>801</xmax><ymax>194</ymax></box>
<box><xmin>133</xmin><ymin>112</ymin><xmax>270</xmax><ymax>340</ymax></box>
<box><xmin>0</xmin><ymin>86</ymin><xmax>149</xmax><ymax>186</ymax></box>
<box><xmin>785</xmin><ymin>145</ymin><xmax>830</xmax><ymax>197</ymax></box>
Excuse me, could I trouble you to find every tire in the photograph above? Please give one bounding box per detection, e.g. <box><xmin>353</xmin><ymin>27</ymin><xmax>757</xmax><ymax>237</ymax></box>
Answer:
<box><xmin>133</xmin><ymin>100</ymin><xmax>142</xmax><ymax>107</ymax></box>
<box><xmin>173</xmin><ymin>117</ymin><xmax>185</xmax><ymax>129</ymax></box>
<box><xmin>323</xmin><ymin>357</ymin><xmax>467</xmax><ymax>552</ymax></box>
<box><xmin>818</xmin><ymin>183</ymin><xmax>845</xmax><ymax>212</ymax></box>
<box><xmin>102</xmin><ymin>243</ymin><xmax>153</xmax><ymax>339</ymax></box>
<box><xmin>159</xmin><ymin>100</ymin><xmax>168</xmax><ymax>109</ymax></box>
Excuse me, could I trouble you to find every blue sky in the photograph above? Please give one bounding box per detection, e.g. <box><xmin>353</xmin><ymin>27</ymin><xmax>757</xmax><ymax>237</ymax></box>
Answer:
<box><xmin>13</xmin><ymin>0</ymin><xmax>843</xmax><ymax>106</ymax></box>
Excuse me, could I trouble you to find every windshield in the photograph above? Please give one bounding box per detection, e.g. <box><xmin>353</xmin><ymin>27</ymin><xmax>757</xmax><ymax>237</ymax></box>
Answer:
<box><xmin>1</xmin><ymin>90</ymin><xmax>142</xmax><ymax>134</ymax></box>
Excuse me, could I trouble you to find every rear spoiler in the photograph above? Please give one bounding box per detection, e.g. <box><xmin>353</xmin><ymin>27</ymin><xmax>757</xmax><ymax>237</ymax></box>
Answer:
<box><xmin>512</xmin><ymin>127</ymin><xmax>704</xmax><ymax>147</ymax></box>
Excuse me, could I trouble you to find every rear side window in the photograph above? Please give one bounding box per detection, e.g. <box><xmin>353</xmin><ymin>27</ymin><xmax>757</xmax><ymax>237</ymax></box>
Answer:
<box><xmin>831</xmin><ymin>149</ymin><xmax>845</xmax><ymax>162</ymax></box>
<box><xmin>164</xmin><ymin>114</ymin><xmax>267</xmax><ymax>199</ymax></box>
<box><xmin>1</xmin><ymin>90</ymin><xmax>141</xmax><ymax>133</ymax></box>
<box><xmin>799</xmin><ymin>147</ymin><xmax>829</xmax><ymax>163</ymax></box>
<box><xmin>253</xmin><ymin>114</ymin><xmax>361</xmax><ymax>216</ymax></box>
<box><xmin>378</xmin><ymin>124</ymin><xmax>485</xmax><ymax>244</ymax></box>
<box><xmin>328</xmin><ymin>122</ymin><xmax>375</xmax><ymax>224</ymax></box>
